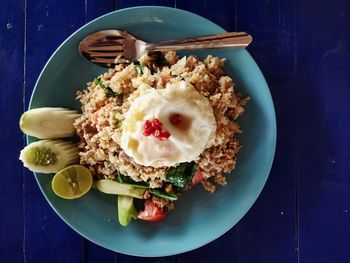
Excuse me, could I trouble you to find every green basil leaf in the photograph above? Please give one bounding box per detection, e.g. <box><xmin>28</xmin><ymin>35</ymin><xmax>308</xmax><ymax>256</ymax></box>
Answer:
<box><xmin>149</xmin><ymin>188</ymin><xmax>178</xmax><ymax>201</ymax></box>
<box><xmin>166</xmin><ymin>162</ymin><xmax>197</xmax><ymax>189</ymax></box>
<box><xmin>94</xmin><ymin>77</ymin><xmax>122</xmax><ymax>97</ymax></box>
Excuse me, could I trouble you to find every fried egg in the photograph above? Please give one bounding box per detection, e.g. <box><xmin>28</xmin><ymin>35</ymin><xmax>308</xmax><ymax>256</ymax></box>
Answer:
<box><xmin>120</xmin><ymin>81</ymin><xmax>217</xmax><ymax>167</ymax></box>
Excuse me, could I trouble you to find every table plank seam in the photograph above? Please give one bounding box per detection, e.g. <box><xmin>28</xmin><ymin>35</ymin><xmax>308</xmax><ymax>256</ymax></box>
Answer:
<box><xmin>293</xmin><ymin>3</ymin><xmax>300</xmax><ymax>263</ymax></box>
<box><xmin>22</xmin><ymin>0</ymin><xmax>28</xmax><ymax>262</ymax></box>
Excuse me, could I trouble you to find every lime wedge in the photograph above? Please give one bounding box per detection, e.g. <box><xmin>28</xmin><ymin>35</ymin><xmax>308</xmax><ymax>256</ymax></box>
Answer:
<box><xmin>52</xmin><ymin>164</ymin><xmax>93</xmax><ymax>199</ymax></box>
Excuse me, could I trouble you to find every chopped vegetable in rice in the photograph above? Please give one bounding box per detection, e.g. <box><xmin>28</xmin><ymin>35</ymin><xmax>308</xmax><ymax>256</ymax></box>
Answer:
<box><xmin>73</xmin><ymin>51</ymin><xmax>249</xmax><ymax>221</ymax></box>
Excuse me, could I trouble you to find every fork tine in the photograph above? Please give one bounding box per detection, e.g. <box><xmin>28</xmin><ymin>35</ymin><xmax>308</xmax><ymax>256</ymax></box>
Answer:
<box><xmin>90</xmin><ymin>40</ymin><xmax>124</xmax><ymax>47</ymax></box>
<box><xmin>88</xmin><ymin>45</ymin><xmax>124</xmax><ymax>52</ymax></box>
<box><xmin>88</xmin><ymin>52</ymin><xmax>123</xmax><ymax>58</ymax></box>
<box><xmin>90</xmin><ymin>43</ymin><xmax>122</xmax><ymax>48</ymax></box>
<box><xmin>90</xmin><ymin>58</ymin><xmax>117</xmax><ymax>64</ymax></box>
<box><xmin>103</xmin><ymin>35</ymin><xmax>125</xmax><ymax>40</ymax></box>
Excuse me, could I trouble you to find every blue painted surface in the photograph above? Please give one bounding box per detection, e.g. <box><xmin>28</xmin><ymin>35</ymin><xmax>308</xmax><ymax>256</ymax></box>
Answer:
<box><xmin>235</xmin><ymin>1</ymin><xmax>298</xmax><ymax>262</ymax></box>
<box><xmin>297</xmin><ymin>1</ymin><xmax>350</xmax><ymax>262</ymax></box>
<box><xmin>0</xmin><ymin>1</ymin><xmax>24</xmax><ymax>263</ymax></box>
<box><xmin>0</xmin><ymin>0</ymin><xmax>349</xmax><ymax>262</ymax></box>
<box><xmin>23</xmin><ymin>1</ymin><xmax>86</xmax><ymax>262</ymax></box>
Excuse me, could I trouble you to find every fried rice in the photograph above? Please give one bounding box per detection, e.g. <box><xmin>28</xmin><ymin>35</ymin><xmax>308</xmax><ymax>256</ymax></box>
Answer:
<box><xmin>73</xmin><ymin>51</ymin><xmax>248</xmax><ymax>198</ymax></box>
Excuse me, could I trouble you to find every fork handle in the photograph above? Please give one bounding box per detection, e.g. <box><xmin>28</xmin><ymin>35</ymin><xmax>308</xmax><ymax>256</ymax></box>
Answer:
<box><xmin>145</xmin><ymin>32</ymin><xmax>252</xmax><ymax>52</ymax></box>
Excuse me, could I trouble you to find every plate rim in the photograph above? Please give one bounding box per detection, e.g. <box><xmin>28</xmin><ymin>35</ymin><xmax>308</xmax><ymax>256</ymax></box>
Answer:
<box><xmin>28</xmin><ymin>5</ymin><xmax>277</xmax><ymax>257</ymax></box>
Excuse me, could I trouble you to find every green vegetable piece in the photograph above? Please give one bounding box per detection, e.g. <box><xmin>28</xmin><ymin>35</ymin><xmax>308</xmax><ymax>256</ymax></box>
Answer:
<box><xmin>115</xmin><ymin>119</ymin><xmax>122</xmax><ymax>128</ymax></box>
<box><xmin>94</xmin><ymin>77</ymin><xmax>122</xmax><ymax>97</ymax></box>
<box><xmin>118</xmin><ymin>195</ymin><xmax>138</xmax><ymax>226</ymax></box>
<box><xmin>95</xmin><ymin>179</ymin><xmax>146</xmax><ymax>199</ymax></box>
<box><xmin>189</xmin><ymin>163</ymin><xmax>198</xmax><ymax>180</ymax></box>
<box><xmin>166</xmin><ymin>162</ymin><xmax>197</xmax><ymax>189</ymax></box>
<box><xmin>149</xmin><ymin>188</ymin><xmax>178</xmax><ymax>201</ymax></box>
<box><xmin>20</xmin><ymin>107</ymin><xmax>81</xmax><ymax>139</ymax></box>
<box><xmin>116</xmin><ymin>172</ymin><xmax>149</xmax><ymax>189</ymax></box>
<box><xmin>26</xmin><ymin>147</ymin><xmax>57</xmax><ymax>166</ymax></box>
<box><xmin>132</xmin><ymin>60</ymin><xmax>144</xmax><ymax>75</ymax></box>
<box><xmin>136</xmin><ymin>65</ymin><xmax>143</xmax><ymax>75</ymax></box>
<box><xmin>19</xmin><ymin>140</ymin><xmax>79</xmax><ymax>173</ymax></box>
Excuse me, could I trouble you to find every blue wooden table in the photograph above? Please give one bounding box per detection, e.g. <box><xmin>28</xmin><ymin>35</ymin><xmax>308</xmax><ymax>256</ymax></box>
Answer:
<box><xmin>1</xmin><ymin>0</ymin><xmax>349</xmax><ymax>262</ymax></box>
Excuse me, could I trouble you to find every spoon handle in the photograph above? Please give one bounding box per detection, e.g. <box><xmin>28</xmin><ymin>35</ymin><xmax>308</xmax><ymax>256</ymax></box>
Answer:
<box><xmin>145</xmin><ymin>32</ymin><xmax>252</xmax><ymax>52</ymax></box>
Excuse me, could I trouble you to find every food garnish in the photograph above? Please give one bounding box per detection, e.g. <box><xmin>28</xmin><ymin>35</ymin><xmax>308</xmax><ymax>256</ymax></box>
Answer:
<box><xmin>118</xmin><ymin>196</ymin><xmax>138</xmax><ymax>226</ymax></box>
<box><xmin>20</xmin><ymin>107</ymin><xmax>81</xmax><ymax>139</ymax></box>
<box><xmin>93</xmin><ymin>77</ymin><xmax>122</xmax><ymax>97</ymax></box>
<box><xmin>19</xmin><ymin>140</ymin><xmax>79</xmax><ymax>173</ymax></box>
<box><xmin>51</xmin><ymin>164</ymin><xmax>93</xmax><ymax>199</ymax></box>
<box><xmin>137</xmin><ymin>199</ymin><xmax>166</xmax><ymax>222</ymax></box>
<box><xmin>143</xmin><ymin>118</ymin><xmax>171</xmax><ymax>141</ymax></box>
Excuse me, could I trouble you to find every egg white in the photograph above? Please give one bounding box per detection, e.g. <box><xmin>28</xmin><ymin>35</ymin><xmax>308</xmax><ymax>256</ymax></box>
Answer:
<box><xmin>120</xmin><ymin>81</ymin><xmax>217</xmax><ymax>167</ymax></box>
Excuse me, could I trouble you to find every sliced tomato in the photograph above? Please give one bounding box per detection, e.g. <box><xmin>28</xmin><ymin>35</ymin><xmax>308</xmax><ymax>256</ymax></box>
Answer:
<box><xmin>192</xmin><ymin>169</ymin><xmax>205</xmax><ymax>185</ymax></box>
<box><xmin>138</xmin><ymin>199</ymin><xmax>166</xmax><ymax>222</ymax></box>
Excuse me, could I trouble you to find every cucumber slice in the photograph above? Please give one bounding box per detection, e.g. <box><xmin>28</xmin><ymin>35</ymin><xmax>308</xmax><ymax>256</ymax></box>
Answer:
<box><xmin>149</xmin><ymin>188</ymin><xmax>178</xmax><ymax>201</ymax></box>
<box><xmin>20</xmin><ymin>107</ymin><xmax>81</xmax><ymax>139</ymax></box>
<box><xmin>95</xmin><ymin>179</ymin><xmax>146</xmax><ymax>199</ymax></box>
<box><xmin>118</xmin><ymin>196</ymin><xmax>138</xmax><ymax>226</ymax></box>
<box><xmin>19</xmin><ymin>140</ymin><xmax>79</xmax><ymax>173</ymax></box>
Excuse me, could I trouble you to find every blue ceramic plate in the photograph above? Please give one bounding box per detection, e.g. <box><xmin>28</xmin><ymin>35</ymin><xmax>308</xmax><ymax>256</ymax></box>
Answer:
<box><xmin>29</xmin><ymin>6</ymin><xmax>276</xmax><ymax>256</ymax></box>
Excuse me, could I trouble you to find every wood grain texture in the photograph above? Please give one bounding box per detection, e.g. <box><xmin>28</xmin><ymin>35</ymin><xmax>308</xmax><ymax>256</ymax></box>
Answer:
<box><xmin>234</xmin><ymin>1</ymin><xmax>298</xmax><ymax>262</ymax></box>
<box><xmin>0</xmin><ymin>1</ymin><xmax>25</xmax><ymax>262</ymax></box>
<box><xmin>177</xmin><ymin>229</ymin><xmax>238</xmax><ymax>263</ymax></box>
<box><xmin>85</xmin><ymin>241</ymin><xmax>115</xmax><ymax>263</ymax></box>
<box><xmin>86</xmin><ymin>0</ymin><xmax>115</xmax><ymax>23</ymax></box>
<box><xmin>176</xmin><ymin>0</ymin><xmax>237</xmax><ymax>31</ymax></box>
<box><xmin>116</xmin><ymin>0</ymin><xmax>175</xmax><ymax>9</ymax></box>
<box><xmin>23</xmin><ymin>1</ymin><xmax>86</xmax><ymax>262</ymax></box>
<box><xmin>296</xmin><ymin>1</ymin><xmax>350</xmax><ymax>262</ymax></box>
